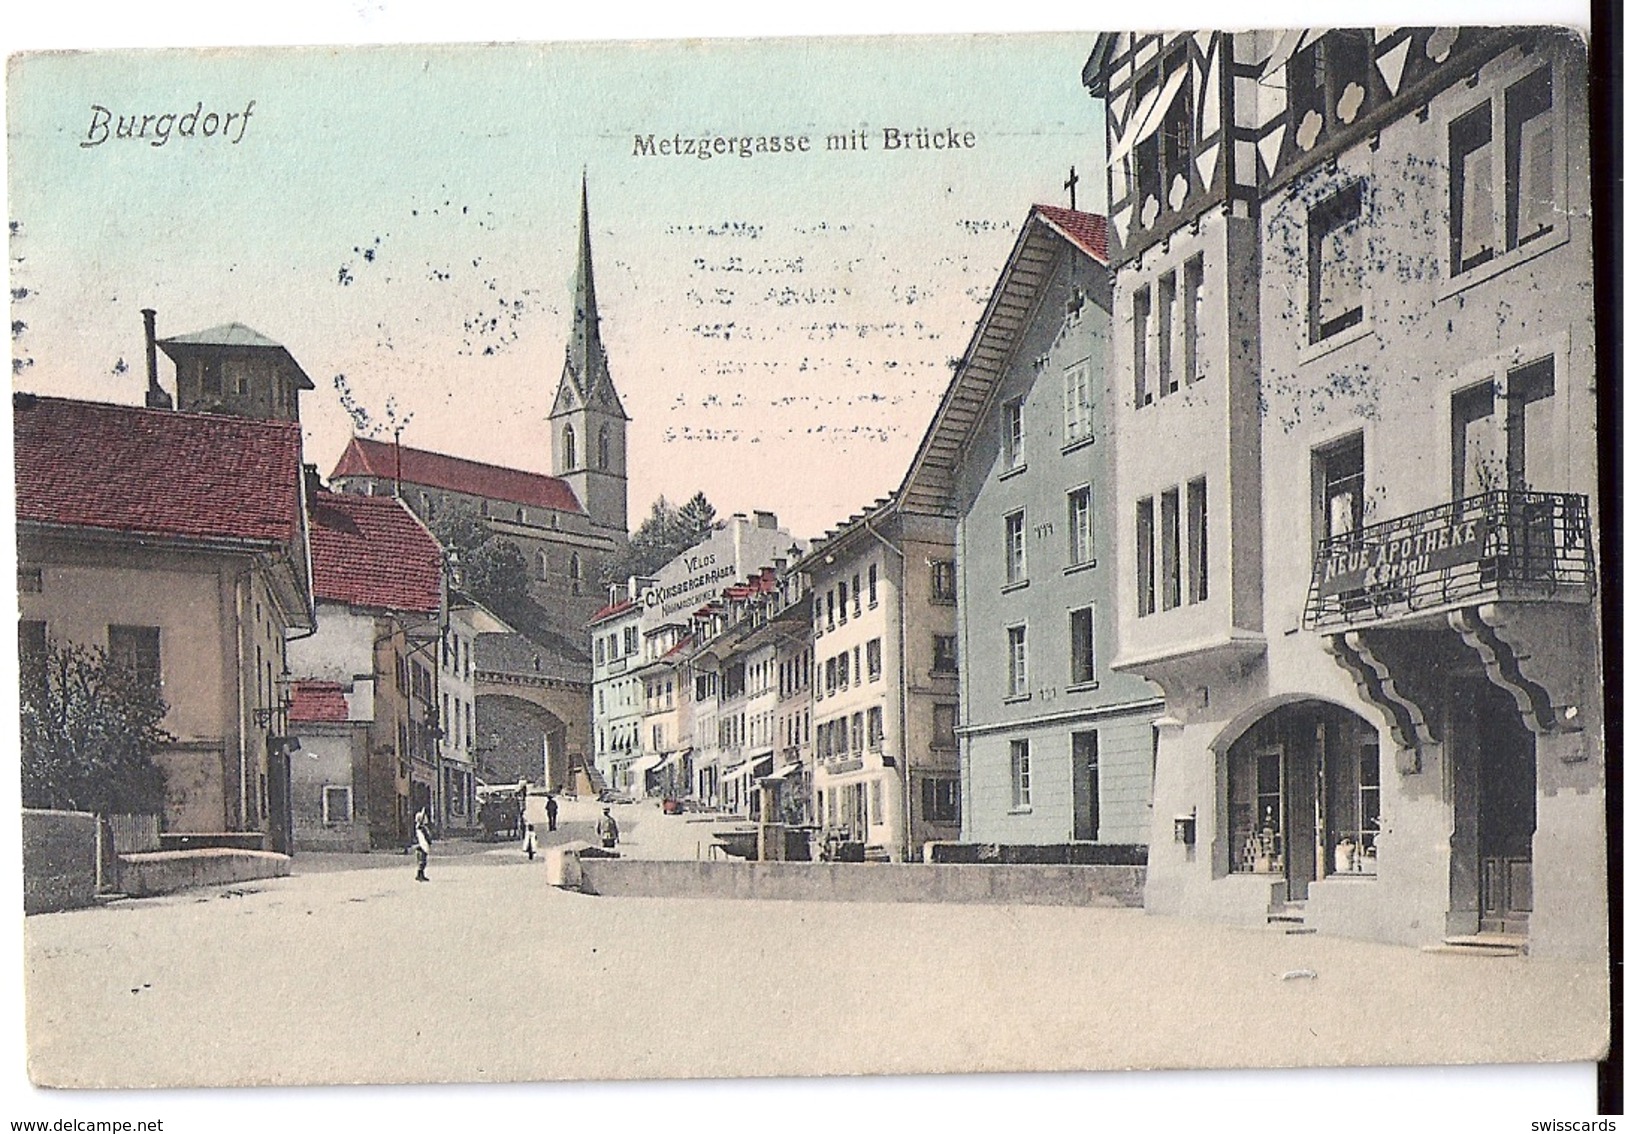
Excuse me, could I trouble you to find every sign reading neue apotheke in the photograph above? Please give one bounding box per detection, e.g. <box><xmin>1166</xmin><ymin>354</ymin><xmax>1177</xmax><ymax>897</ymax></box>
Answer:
<box><xmin>1317</xmin><ymin>516</ymin><xmax>1486</xmax><ymax>595</ymax></box>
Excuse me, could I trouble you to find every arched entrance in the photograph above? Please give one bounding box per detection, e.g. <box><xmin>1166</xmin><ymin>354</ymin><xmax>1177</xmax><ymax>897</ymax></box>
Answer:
<box><xmin>1223</xmin><ymin>700</ymin><xmax>1380</xmax><ymax>903</ymax></box>
<box><xmin>473</xmin><ymin>671</ymin><xmax>591</xmax><ymax>794</ymax></box>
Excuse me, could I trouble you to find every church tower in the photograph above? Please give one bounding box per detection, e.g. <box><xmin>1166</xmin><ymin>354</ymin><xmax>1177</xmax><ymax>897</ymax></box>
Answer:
<box><xmin>548</xmin><ymin>178</ymin><xmax>630</xmax><ymax>537</ymax></box>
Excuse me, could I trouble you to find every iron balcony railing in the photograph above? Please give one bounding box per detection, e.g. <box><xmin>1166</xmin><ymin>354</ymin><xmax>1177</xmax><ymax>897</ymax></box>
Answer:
<box><xmin>1303</xmin><ymin>490</ymin><xmax>1593</xmax><ymax>631</ymax></box>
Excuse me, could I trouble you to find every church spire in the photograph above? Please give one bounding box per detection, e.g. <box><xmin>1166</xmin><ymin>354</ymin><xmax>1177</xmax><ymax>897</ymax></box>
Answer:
<box><xmin>567</xmin><ymin>174</ymin><xmax>606</xmax><ymax>395</ymax></box>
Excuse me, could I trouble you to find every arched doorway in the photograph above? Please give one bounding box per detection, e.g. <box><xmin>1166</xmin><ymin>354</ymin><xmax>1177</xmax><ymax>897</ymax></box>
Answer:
<box><xmin>1224</xmin><ymin>700</ymin><xmax>1380</xmax><ymax>903</ymax></box>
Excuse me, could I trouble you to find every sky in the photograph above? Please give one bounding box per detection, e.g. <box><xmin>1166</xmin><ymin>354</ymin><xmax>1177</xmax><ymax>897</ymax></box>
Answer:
<box><xmin>9</xmin><ymin>35</ymin><xmax>1106</xmax><ymax>541</ymax></box>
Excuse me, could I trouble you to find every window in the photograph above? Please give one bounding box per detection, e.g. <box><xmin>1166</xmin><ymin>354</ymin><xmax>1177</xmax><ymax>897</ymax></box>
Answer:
<box><xmin>866</xmin><ymin>637</ymin><xmax>882</xmax><ymax>681</ymax></box>
<box><xmin>814</xmin><ymin>596</ymin><xmax>823</xmax><ymax>635</ymax></box>
<box><xmin>1006</xmin><ymin>625</ymin><xmax>1029</xmax><ymax>698</ymax></box>
<box><xmin>598</xmin><ymin>425</ymin><xmax>612</xmax><ymax>470</ymax></box>
<box><xmin>1314</xmin><ymin>435</ymin><xmax>1365</xmax><ymax>552</ymax></box>
<box><xmin>107</xmin><ymin>625</ymin><xmax>161</xmax><ymax>687</ymax></box>
<box><xmin>868</xmin><ymin>563</ymin><xmax>880</xmax><ymax>607</ymax></box>
<box><xmin>322</xmin><ymin>785</ymin><xmax>353</xmax><ymax>824</ymax></box>
<box><xmin>623</xmin><ymin>625</ymin><xmax>638</xmax><ymax>659</ymax></box>
<box><xmin>851</xmin><ymin>712</ymin><xmax>865</xmax><ymax>754</ymax></box>
<box><xmin>1160</xmin><ymin>488</ymin><xmax>1182</xmax><ymax>610</ymax></box>
<box><xmin>1182</xmin><ymin>255</ymin><xmax>1204</xmax><ymax>386</ymax></box>
<box><xmin>562</xmin><ymin>424</ymin><xmax>577</xmax><ymax>470</ymax></box>
<box><xmin>1449</xmin><ymin>101</ymin><xmax>1495</xmax><ymax>274</ymax></box>
<box><xmin>1133</xmin><ymin>46</ymin><xmax>1193</xmax><ymax>219</ymax></box>
<box><xmin>929</xmin><ymin>560</ymin><xmax>955</xmax><ymax>602</ymax></box>
<box><xmin>1506</xmin><ymin>66</ymin><xmax>1556</xmax><ymax>250</ymax></box>
<box><xmin>1067</xmin><ymin>486</ymin><xmax>1094</xmax><ymax>567</ymax></box>
<box><xmin>824</xmin><ymin>657</ymin><xmax>836</xmax><ymax>695</ymax></box>
<box><xmin>570</xmin><ymin>553</ymin><xmax>583</xmax><ymax>596</ymax></box>
<box><xmin>838</xmin><ymin>581</ymin><xmax>848</xmax><ymax>623</ymax></box>
<box><xmin>866</xmin><ymin>706</ymin><xmax>883</xmax><ymax>748</ymax></box>
<box><xmin>921</xmin><ymin>777</ymin><xmax>960</xmax><ymax>823</ymax></box>
<box><xmin>1071</xmin><ymin>731</ymin><xmax>1100</xmax><ymax>841</ymax></box>
<box><xmin>536</xmin><ymin>550</ymin><xmax>548</xmax><ymax>580</ymax></box>
<box><xmin>1157</xmin><ymin>270</ymin><xmax>1177</xmax><ymax>396</ymax></box>
<box><xmin>1010</xmin><ymin>739</ymin><xmax>1032</xmax><ymax>809</ymax></box>
<box><xmin>826</xmin><ymin>591</ymin><xmax>836</xmax><ymax>632</ymax></box>
<box><xmin>1132</xmin><ymin>286</ymin><xmax>1152</xmax><ymax>407</ymax></box>
<box><xmin>1062</xmin><ymin>360</ymin><xmax>1094</xmax><ymax>446</ymax></box>
<box><xmin>1286</xmin><ymin>29</ymin><xmax>1372</xmax><ymax>153</ymax></box>
<box><xmin>932</xmin><ymin>702</ymin><xmax>958</xmax><ymax>747</ymax></box>
<box><xmin>1187</xmin><ymin>477</ymin><xmax>1209</xmax><ymax>604</ymax></box>
<box><xmin>871</xmin><ymin>779</ymin><xmax>885</xmax><ymax>826</ymax></box>
<box><xmin>931</xmin><ymin>634</ymin><xmax>958</xmax><ymax>675</ymax></box>
<box><xmin>1452</xmin><ymin>381</ymin><xmax>1498</xmax><ymax>497</ymax></box>
<box><xmin>852</xmin><ymin>572</ymin><xmax>862</xmax><ymax>615</ymax></box>
<box><xmin>1002</xmin><ymin>399</ymin><xmax>1025</xmax><ymax>470</ymax></box>
<box><xmin>1069</xmin><ymin>607</ymin><xmax>1096</xmax><ymax>688</ymax></box>
<box><xmin>1308</xmin><ymin>186</ymin><xmax>1363</xmax><ymax>342</ymax></box>
<box><xmin>1004</xmin><ymin>511</ymin><xmax>1027</xmax><ymax>586</ymax></box>
<box><xmin>1136</xmin><ymin>498</ymin><xmax>1156</xmax><ymax>616</ymax></box>
<box><xmin>836</xmin><ymin>652</ymin><xmax>850</xmax><ymax>690</ymax></box>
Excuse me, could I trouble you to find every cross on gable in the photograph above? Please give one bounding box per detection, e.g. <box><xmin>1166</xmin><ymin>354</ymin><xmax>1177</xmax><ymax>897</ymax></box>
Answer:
<box><xmin>1064</xmin><ymin>165</ymin><xmax>1079</xmax><ymax>211</ymax></box>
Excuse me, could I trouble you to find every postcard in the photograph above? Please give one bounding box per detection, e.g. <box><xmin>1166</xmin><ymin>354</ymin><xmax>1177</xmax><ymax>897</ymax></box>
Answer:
<box><xmin>5</xmin><ymin>14</ymin><xmax>1610</xmax><ymax>1116</ymax></box>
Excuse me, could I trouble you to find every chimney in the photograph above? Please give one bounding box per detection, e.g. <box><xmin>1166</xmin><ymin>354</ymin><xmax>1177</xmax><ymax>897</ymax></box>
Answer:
<box><xmin>753</xmin><ymin>510</ymin><xmax>778</xmax><ymax>530</ymax></box>
<box><xmin>141</xmin><ymin>308</ymin><xmax>172</xmax><ymax>410</ymax></box>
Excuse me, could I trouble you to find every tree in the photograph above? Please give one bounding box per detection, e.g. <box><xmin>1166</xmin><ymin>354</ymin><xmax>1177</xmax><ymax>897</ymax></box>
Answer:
<box><xmin>599</xmin><ymin>492</ymin><xmax>719</xmax><ymax>584</ymax></box>
<box><xmin>20</xmin><ymin>641</ymin><xmax>170</xmax><ymax>815</ymax></box>
<box><xmin>426</xmin><ymin>499</ymin><xmax>551</xmax><ymax>640</ymax></box>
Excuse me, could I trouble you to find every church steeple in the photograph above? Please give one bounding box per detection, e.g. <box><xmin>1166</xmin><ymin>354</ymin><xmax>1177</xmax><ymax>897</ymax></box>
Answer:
<box><xmin>549</xmin><ymin>176</ymin><xmax>629</xmax><ymax>536</ymax></box>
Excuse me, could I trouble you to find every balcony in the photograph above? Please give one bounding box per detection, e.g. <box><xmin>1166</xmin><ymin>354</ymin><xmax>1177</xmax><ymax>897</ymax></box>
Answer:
<box><xmin>1304</xmin><ymin>491</ymin><xmax>1593</xmax><ymax>632</ymax></box>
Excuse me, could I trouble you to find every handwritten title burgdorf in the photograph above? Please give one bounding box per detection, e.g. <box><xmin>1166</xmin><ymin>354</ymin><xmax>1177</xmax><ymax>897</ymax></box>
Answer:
<box><xmin>632</xmin><ymin>126</ymin><xmax>975</xmax><ymax>160</ymax></box>
<box><xmin>81</xmin><ymin>101</ymin><xmax>257</xmax><ymax>148</ymax></box>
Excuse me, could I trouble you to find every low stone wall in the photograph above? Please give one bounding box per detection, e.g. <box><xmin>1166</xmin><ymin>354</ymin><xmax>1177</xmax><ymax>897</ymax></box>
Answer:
<box><xmin>118</xmin><ymin>849</ymin><xmax>291</xmax><ymax>897</ymax></box>
<box><xmin>22</xmin><ymin>809</ymin><xmax>98</xmax><ymax>914</ymax></box>
<box><xmin>577</xmin><ymin>858</ymin><xmax>1144</xmax><ymax>907</ymax></box>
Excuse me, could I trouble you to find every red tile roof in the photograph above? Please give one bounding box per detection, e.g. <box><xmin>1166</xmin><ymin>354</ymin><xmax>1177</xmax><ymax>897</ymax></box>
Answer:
<box><xmin>588</xmin><ymin>598</ymin><xmax>636</xmax><ymax>626</ymax></box>
<box><xmin>308</xmin><ymin>490</ymin><xmax>442</xmax><ymax>614</ymax></box>
<box><xmin>13</xmin><ymin>394</ymin><xmax>303</xmax><ymax>547</ymax></box>
<box><xmin>1034</xmin><ymin>205</ymin><xmax>1110</xmax><ymax>264</ymax></box>
<box><xmin>331</xmin><ymin>437</ymin><xmax>583</xmax><ymax>515</ymax></box>
<box><xmin>289</xmin><ymin>680</ymin><xmax>350</xmax><ymax>723</ymax></box>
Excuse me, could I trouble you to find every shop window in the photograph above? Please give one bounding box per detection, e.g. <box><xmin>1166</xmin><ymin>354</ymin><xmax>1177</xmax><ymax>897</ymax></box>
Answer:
<box><xmin>1308</xmin><ymin>186</ymin><xmax>1363</xmax><ymax>342</ymax></box>
<box><xmin>1069</xmin><ymin>607</ymin><xmax>1096</xmax><ymax>688</ymax></box>
<box><xmin>1010</xmin><ymin>739</ymin><xmax>1032</xmax><ymax>810</ymax></box>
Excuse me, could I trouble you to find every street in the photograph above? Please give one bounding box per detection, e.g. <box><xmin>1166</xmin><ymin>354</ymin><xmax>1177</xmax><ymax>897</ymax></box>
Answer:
<box><xmin>23</xmin><ymin>797</ymin><xmax>1609</xmax><ymax>1088</ymax></box>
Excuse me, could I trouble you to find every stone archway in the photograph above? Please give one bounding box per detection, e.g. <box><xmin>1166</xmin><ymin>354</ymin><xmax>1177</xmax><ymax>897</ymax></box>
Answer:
<box><xmin>473</xmin><ymin>672</ymin><xmax>590</xmax><ymax>794</ymax></box>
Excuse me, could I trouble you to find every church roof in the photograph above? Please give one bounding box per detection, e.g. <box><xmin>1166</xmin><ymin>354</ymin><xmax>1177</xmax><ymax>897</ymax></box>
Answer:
<box><xmin>307</xmin><ymin>489</ymin><xmax>443</xmax><ymax>615</ymax></box>
<box><xmin>156</xmin><ymin>322</ymin><xmax>316</xmax><ymax>389</ymax></box>
<box><xmin>549</xmin><ymin>178</ymin><xmax>628</xmax><ymax>423</ymax></box>
<box><xmin>331</xmin><ymin>436</ymin><xmax>583</xmax><ymax>515</ymax></box>
<box><xmin>1033</xmin><ymin>205</ymin><xmax>1110</xmax><ymax>264</ymax></box>
<box><xmin>13</xmin><ymin>393</ymin><xmax>305</xmax><ymax>547</ymax></box>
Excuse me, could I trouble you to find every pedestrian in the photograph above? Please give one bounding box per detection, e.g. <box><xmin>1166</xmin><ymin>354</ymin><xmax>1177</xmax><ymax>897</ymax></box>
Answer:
<box><xmin>522</xmin><ymin>824</ymin><xmax>537</xmax><ymax>861</ymax></box>
<box><xmin>413</xmin><ymin>807</ymin><xmax>432</xmax><ymax>882</ymax></box>
<box><xmin>545</xmin><ymin>793</ymin><xmax>559</xmax><ymax>832</ymax></box>
<box><xmin>596</xmin><ymin>806</ymin><xmax>619</xmax><ymax>850</ymax></box>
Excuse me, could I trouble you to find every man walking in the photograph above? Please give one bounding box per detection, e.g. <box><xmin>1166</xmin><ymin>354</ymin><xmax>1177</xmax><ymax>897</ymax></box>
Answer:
<box><xmin>414</xmin><ymin>807</ymin><xmax>432</xmax><ymax>882</ymax></box>
<box><xmin>545</xmin><ymin>793</ymin><xmax>559</xmax><ymax>833</ymax></box>
<box><xmin>596</xmin><ymin>806</ymin><xmax>619</xmax><ymax>850</ymax></box>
